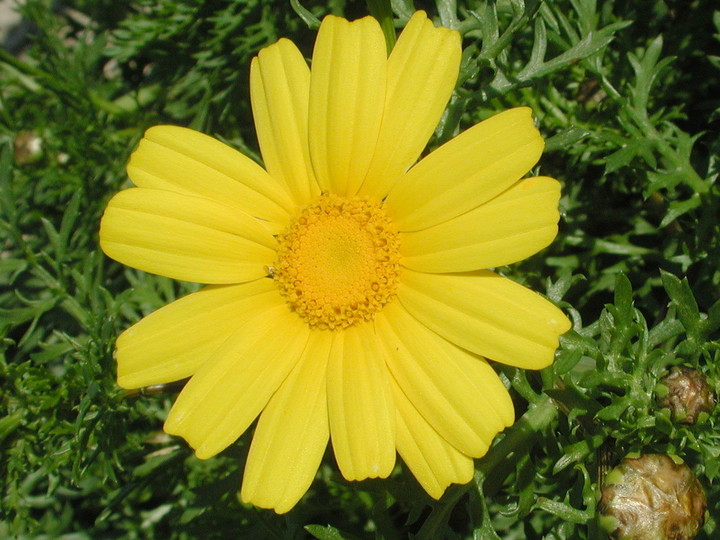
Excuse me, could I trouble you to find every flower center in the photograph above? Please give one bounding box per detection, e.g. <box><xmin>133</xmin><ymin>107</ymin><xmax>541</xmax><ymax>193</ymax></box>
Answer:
<box><xmin>273</xmin><ymin>194</ymin><xmax>401</xmax><ymax>330</ymax></box>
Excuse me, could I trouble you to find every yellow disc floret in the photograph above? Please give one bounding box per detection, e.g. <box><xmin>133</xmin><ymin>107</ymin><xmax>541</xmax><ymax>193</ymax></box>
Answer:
<box><xmin>274</xmin><ymin>194</ymin><xmax>401</xmax><ymax>330</ymax></box>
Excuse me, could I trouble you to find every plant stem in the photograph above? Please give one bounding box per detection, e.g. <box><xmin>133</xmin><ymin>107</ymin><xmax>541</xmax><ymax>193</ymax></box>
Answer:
<box><xmin>416</xmin><ymin>396</ymin><xmax>559</xmax><ymax>539</ymax></box>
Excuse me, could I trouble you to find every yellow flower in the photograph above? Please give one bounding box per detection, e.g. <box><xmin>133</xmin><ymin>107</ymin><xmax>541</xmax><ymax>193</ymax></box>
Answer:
<box><xmin>99</xmin><ymin>11</ymin><xmax>570</xmax><ymax>513</ymax></box>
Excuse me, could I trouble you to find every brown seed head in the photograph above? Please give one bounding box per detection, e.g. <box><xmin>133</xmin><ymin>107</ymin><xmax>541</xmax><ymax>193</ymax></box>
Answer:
<box><xmin>658</xmin><ymin>367</ymin><xmax>715</xmax><ymax>424</ymax></box>
<box><xmin>599</xmin><ymin>454</ymin><xmax>706</xmax><ymax>540</ymax></box>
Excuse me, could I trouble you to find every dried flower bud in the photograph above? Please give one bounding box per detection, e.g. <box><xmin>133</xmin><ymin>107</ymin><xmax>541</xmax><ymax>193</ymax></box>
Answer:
<box><xmin>13</xmin><ymin>131</ymin><xmax>44</xmax><ymax>165</ymax></box>
<box><xmin>599</xmin><ymin>454</ymin><xmax>706</xmax><ymax>540</ymax></box>
<box><xmin>657</xmin><ymin>367</ymin><xmax>715</xmax><ymax>424</ymax></box>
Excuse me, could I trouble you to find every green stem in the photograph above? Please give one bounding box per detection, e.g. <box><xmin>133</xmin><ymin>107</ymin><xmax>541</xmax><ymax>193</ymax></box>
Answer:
<box><xmin>416</xmin><ymin>396</ymin><xmax>559</xmax><ymax>538</ymax></box>
<box><xmin>478</xmin><ymin>395</ymin><xmax>558</xmax><ymax>495</ymax></box>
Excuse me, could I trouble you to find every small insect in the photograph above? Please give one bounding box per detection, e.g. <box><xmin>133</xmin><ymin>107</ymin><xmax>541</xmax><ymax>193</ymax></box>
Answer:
<box><xmin>265</xmin><ymin>265</ymin><xmax>276</xmax><ymax>278</ymax></box>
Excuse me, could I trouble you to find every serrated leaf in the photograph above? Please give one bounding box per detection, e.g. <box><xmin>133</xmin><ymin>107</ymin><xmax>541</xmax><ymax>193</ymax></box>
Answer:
<box><xmin>133</xmin><ymin>450</ymin><xmax>182</xmax><ymax>478</ymax></box>
<box><xmin>604</xmin><ymin>139</ymin><xmax>656</xmax><ymax>173</ymax></box>
<box><xmin>553</xmin><ymin>435</ymin><xmax>605</xmax><ymax>474</ymax></box>
<box><xmin>560</xmin><ymin>330</ymin><xmax>599</xmax><ymax>355</ymax></box>
<box><xmin>659</xmin><ymin>194</ymin><xmax>702</xmax><ymax>227</ymax></box>
<box><xmin>524</xmin><ymin>17</ymin><xmax>548</xmax><ymax>73</ymax></box>
<box><xmin>29</xmin><ymin>342</ymin><xmax>74</xmax><ymax>363</ymax></box>
<box><xmin>0</xmin><ymin>410</ymin><xmax>25</xmax><ymax>443</ymax></box>
<box><xmin>629</xmin><ymin>35</ymin><xmax>674</xmax><ymax>114</ymax></box>
<box><xmin>533</xmin><ymin>497</ymin><xmax>591</xmax><ymax>523</ymax></box>
<box><xmin>660</xmin><ymin>271</ymin><xmax>701</xmax><ymax>340</ymax></box>
<box><xmin>0</xmin><ymin>259</ymin><xmax>28</xmax><ymax>285</ymax></box>
<box><xmin>596</xmin><ymin>399</ymin><xmax>632</xmax><ymax>421</ymax></box>
<box><xmin>592</xmin><ymin>238</ymin><xmax>652</xmax><ymax>256</ymax></box>
<box><xmin>0</xmin><ymin>298</ymin><xmax>57</xmax><ymax>326</ymax></box>
<box><xmin>545</xmin><ymin>387</ymin><xmax>601</xmax><ymax>416</ymax></box>
<box><xmin>40</xmin><ymin>217</ymin><xmax>62</xmax><ymax>259</ymax></box>
<box><xmin>58</xmin><ymin>190</ymin><xmax>82</xmax><ymax>250</ymax></box>
<box><xmin>544</xmin><ymin>127</ymin><xmax>591</xmax><ymax>153</ymax></box>
<box><xmin>530</xmin><ymin>21</ymin><xmax>631</xmax><ymax>79</ymax></box>
<box><xmin>700</xmin><ymin>299</ymin><xmax>720</xmax><ymax>338</ymax></box>
<box><xmin>580</xmin><ymin>370</ymin><xmax>631</xmax><ymax>390</ymax></box>
<box><xmin>647</xmin><ymin>317</ymin><xmax>685</xmax><ymax>348</ymax></box>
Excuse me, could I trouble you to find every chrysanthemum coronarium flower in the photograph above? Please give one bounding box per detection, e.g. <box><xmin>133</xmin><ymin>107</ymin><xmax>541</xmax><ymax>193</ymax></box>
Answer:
<box><xmin>99</xmin><ymin>11</ymin><xmax>571</xmax><ymax>513</ymax></box>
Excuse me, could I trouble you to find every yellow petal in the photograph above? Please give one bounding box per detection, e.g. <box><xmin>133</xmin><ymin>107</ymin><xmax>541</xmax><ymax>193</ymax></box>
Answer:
<box><xmin>327</xmin><ymin>323</ymin><xmax>395</xmax><ymax>480</ymax></box>
<box><xmin>385</xmin><ymin>107</ymin><xmax>545</xmax><ymax>231</ymax></box>
<box><xmin>251</xmin><ymin>38</ymin><xmax>319</xmax><ymax>206</ymax></box>
<box><xmin>397</xmin><ymin>270</ymin><xmax>571</xmax><ymax>369</ymax></box>
<box><xmin>127</xmin><ymin>125</ymin><xmax>293</xmax><ymax>230</ymax></box>
<box><xmin>360</xmin><ymin>11</ymin><xmax>461</xmax><ymax>199</ymax></box>
<box><xmin>116</xmin><ymin>279</ymin><xmax>279</xmax><ymax>389</ymax></box>
<box><xmin>308</xmin><ymin>15</ymin><xmax>387</xmax><ymax>197</ymax></box>
<box><xmin>376</xmin><ymin>302</ymin><xmax>513</xmax><ymax>457</ymax></box>
<box><xmin>99</xmin><ymin>188</ymin><xmax>276</xmax><ymax>284</ymax></box>
<box><xmin>401</xmin><ymin>176</ymin><xmax>561</xmax><ymax>273</ymax></box>
<box><xmin>241</xmin><ymin>331</ymin><xmax>333</xmax><ymax>514</ymax></box>
<box><xmin>392</xmin><ymin>377</ymin><xmax>474</xmax><ymax>499</ymax></box>
<box><xmin>163</xmin><ymin>304</ymin><xmax>310</xmax><ymax>459</ymax></box>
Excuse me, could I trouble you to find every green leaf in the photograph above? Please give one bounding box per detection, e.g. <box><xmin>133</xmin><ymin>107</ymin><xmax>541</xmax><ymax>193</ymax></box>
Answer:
<box><xmin>647</xmin><ymin>317</ymin><xmax>685</xmax><ymax>348</ymax></box>
<box><xmin>701</xmin><ymin>299</ymin><xmax>720</xmax><ymax>338</ymax></box>
<box><xmin>289</xmin><ymin>0</ymin><xmax>321</xmax><ymax>28</ymax></box>
<box><xmin>628</xmin><ymin>35</ymin><xmax>674</xmax><ymax>115</ymax></box>
<box><xmin>553</xmin><ymin>435</ymin><xmax>605</xmax><ymax>474</ymax></box>
<box><xmin>552</xmin><ymin>348</ymin><xmax>584</xmax><ymax>375</ymax></box>
<box><xmin>544</xmin><ymin>127</ymin><xmax>591</xmax><ymax>153</ymax></box>
<box><xmin>0</xmin><ymin>410</ymin><xmax>25</xmax><ymax>443</ymax></box>
<box><xmin>596</xmin><ymin>399</ymin><xmax>632</xmax><ymax>421</ymax></box>
<box><xmin>660</xmin><ymin>271</ymin><xmax>701</xmax><ymax>341</ymax></box>
<box><xmin>533</xmin><ymin>497</ymin><xmax>591</xmax><ymax>524</ymax></box>
<box><xmin>436</xmin><ymin>0</ymin><xmax>459</xmax><ymax>30</ymax></box>
<box><xmin>0</xmin><ymin>259</ymin><xmax>28</xmax><ymax>285</ymax></box>
<box><xmin>604</xmin><ymin>138</ymin><xmax>657</xmax><ymax>173</ymax></box>
<box><xmin>606</xmin><ymin>273</ymin><xmax>636</xmax><ymax>363</ymax></box>
<box><xmin>58</xmin><ymin>190</ymin><xmax>82</xmax><ymax>251</ymax></box>
<box><xmin>0</xmin><ymin>297</ymin><xmax>57</xmax><ymax>327</ymax></box>
<box><xmin>545</xmin><ymin>386</ymin><xmax>601</xmax><ymax>417</ymax></box>
<box><xmin>305</xmin><ymin>524</ymin><xmax>361</xmax><ymax>540</ymax></box>
<box><xmin>660</xmin><ymin>194</ymin><xmax>702</xmax><ymax>227</ymax></box>
<box><xmin>525</xmin><ymin>21</ymin><xmax>631</xmax><ymax>80</ymax></box>
<box><xmin>40</xmin><ymin>217</ymin><xmax>63</xmax><ymax>260</ymax></box>
<box><xmin>592</xmin><ymin>238</ymin><xmax>652</xmax><ymax>256</ymax></box>
<box><xmin>390</xmin><ymin>0</ymin><xmax>415</xmax><ymax>20</ymax></box>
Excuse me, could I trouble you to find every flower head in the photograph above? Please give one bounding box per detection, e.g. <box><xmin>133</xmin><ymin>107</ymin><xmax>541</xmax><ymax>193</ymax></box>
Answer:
<box><xmin>100</xmin><ymin>11</ymin><xmax>570</xmax><ymax>513</ymax></box>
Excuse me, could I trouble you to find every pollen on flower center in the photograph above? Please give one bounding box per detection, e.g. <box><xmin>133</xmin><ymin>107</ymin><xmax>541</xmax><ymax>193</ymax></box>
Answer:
<box><xmin>273</xmin><ymin>194</ymin><xmax>401</xmax><ymax>330</ymax></box>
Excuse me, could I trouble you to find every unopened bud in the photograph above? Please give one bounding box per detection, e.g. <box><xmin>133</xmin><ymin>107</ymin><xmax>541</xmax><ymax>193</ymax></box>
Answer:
<box><xmin>657</xmin><ymin>367</ymin><xmax>715</xmax><ymax>424</ymax></box>
<box><xmin>13</xmin><ymin>131</ymin><xmax>43</xmax><ymax>165</ymax></box>
<box><xmin>599</xmin><ymin>454</ymin><xmax>706</xmax><ymax>540</ymax></box>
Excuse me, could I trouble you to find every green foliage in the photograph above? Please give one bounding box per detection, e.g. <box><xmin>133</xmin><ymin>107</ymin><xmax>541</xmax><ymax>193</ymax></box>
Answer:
<box><xmin>1</xmin><ymin>0</ymin><xmax>718</xmax><ymax>538</ymax></box>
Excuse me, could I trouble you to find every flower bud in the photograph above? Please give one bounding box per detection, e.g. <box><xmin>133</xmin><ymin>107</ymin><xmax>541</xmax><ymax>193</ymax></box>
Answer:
<box><xmin>657</xmin><ymin>367</ymin><xmax>715</xmax><ymax>424</ymax></box>
<box><xmin>599</xmin><ymin>454</ymin><xmax>706</xmax><ymax>540</ymax></box>
<box><xmin>13</xmin><ymin>131</ymin><xmax>44</xmax><ymax>165</ymax></box>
